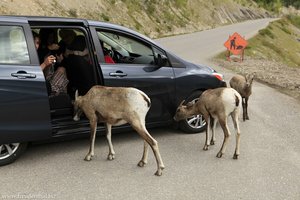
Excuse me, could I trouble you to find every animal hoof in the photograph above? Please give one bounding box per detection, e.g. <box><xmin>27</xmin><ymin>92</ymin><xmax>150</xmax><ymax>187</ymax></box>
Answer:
<box><xmin>137</xmin><ymin>160</ymin><xmax>147</xmax><ymax>167</ymax></box>
<box><xmin>216</xmin><ymin>152</ymin><xmax>223</xmax><ymax>158</ymax></box>
<box><xmin>210</xmin><ymin>141</ymin><xmax>215</xmax><ymax>145</ymax></box>
<box><xmin>107</xmin><ymin>154</ymin><xmax>115</xmax><ymax>160</ymax></box>
<box><xmin>84</xmin><ymin>155</ymin><xmax>92</xmax><ymax>161</ymax></box>
<box><xmin>154</xmin><ymin>169</ymin><xmax>163</xmax><ymax>176</ymax></box>
<box><xmin>233</xmin><ymin>154</ymin><xmax>239</xmax><ymax>159</ymax></box>
<box><xmin>203</xmin><ymin>145</ymin><xmax>209</xmax><ymax>151</ymax></box>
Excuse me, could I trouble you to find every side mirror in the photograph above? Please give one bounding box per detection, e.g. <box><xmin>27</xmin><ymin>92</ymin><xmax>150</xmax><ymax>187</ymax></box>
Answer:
<box><xmin>157</xmin><ymin>54</ymin><xmax>168</xmax><ymax>67</ymax></box>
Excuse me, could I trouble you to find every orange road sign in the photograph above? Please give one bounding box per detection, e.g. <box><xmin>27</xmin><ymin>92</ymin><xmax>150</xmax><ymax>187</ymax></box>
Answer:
<box><xmin>224</xmin><ymin>32</ymin><xmax>248</xmax><ymax>55</ymax></box>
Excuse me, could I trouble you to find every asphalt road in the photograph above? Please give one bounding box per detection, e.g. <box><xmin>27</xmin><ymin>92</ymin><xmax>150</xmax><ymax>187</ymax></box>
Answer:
<box><xmin>1</xmin><ymin>18</ymin><xmax>300</xmax><ymax>200</ymax></box>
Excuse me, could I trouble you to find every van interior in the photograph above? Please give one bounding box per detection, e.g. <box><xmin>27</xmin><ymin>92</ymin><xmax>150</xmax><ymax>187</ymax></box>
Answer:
<box><xmin>32</xmin><ymin>27</ymin><xmax>99</xmax><ymax>134</ymax></box>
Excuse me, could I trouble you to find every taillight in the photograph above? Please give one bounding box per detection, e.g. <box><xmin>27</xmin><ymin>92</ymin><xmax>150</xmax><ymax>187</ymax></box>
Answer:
<box><xmin>212</xmin><ymin>72</ymin><xmax>224</xmax><ymax>81</ymax></box>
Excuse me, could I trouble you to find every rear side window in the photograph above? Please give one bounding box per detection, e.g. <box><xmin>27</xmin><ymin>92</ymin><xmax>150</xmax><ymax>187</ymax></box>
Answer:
<box><xmin>0</xmin><ymin>26</ymin><xmax>30</xmax><ymax>64</ymax></box>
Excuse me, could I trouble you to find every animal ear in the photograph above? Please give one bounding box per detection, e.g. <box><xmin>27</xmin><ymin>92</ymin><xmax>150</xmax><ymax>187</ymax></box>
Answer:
<box><xmin>249</xmin><ymin>72</ymin><xmax>255</xmax><ymax>83</ymax></box>
<box><xmin>75</xmin><ymin>90</ymin><xmax>79</xmax><ymax>100</ymax></box>
<box><xmin>186</xmin><ymin>102</ymin><xmax>194</xmax><ymax>107</ymax></box>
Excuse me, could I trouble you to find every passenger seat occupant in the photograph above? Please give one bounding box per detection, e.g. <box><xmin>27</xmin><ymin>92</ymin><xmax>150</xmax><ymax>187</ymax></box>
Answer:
<box><xmin>104</xmin><ymin>54</ymin><xmax>115</xmax><ymax>63</ymax></box>
<box><xmin>34</xmin><ymin>30</ymin><xmax>69</xmax><ymax>96</ymax></box>
<box><xmin>100</xmin><ymin>40</ymin><xmax>115</xmax><ymax>64</ymax></box>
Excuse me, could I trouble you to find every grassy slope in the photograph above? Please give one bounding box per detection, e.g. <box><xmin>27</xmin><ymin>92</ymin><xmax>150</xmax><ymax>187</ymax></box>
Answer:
<box><xmin>246</xmin><ymin>16</ymin><xmax>300</xmax><ymax>68</ymax></box>
<box><xmin>0</xmin><ymin>0</ymin><xmax>269</xmax><ymax>38</ymax></box>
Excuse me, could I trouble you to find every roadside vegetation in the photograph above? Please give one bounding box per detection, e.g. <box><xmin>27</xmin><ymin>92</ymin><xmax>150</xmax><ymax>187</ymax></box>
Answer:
<box><xmin>215</xmin><ymin>15</ymin><xmax>300</xmax><ymax>68</ymax></box>
<box><xmin>253</xmin><ymin>0</ymin><xmax>300</xmax><ymax>13</ymax></box>
<box><xmin>247</xmin><ymin>15</ymin><xmax>300</xmax><ymax>68</ymax></box>
<box><xmin>213</xmin><ymin>15</ymin><xmax>300</xmax><ymax>101</ymax></box>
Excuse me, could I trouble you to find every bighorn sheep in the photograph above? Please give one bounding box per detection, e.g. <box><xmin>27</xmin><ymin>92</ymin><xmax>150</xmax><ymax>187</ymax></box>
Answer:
<box><xmin>73</xmin><ymin>85</ymin><xmax>165</xmax><ymax>176</ymax></box>
<box><xmin>229</xmin><ymin>73</ymin><xmax>255</xmax><ymax>121</ymax></box>
<box><xmin>174</xmin><ymin>88</ymin><xmax>242</xmax><ymax>159</ymax></box>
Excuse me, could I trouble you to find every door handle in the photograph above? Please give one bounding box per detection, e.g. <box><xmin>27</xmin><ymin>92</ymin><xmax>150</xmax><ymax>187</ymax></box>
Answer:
<box><xmin>109</xmin><ymin>72</ymin><xmax>127</xmax><ymax>77</ymax></box>
<box><xmin>11</xmin><ymin>72</ymin><xmax>36</xmax><ymax>79</ymax></box>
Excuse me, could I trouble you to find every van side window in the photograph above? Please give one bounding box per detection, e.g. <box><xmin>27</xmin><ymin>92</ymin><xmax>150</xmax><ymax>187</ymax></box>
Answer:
<box><xmin>96</xmin><ymin>30</ymin><xmax>154</xmax><ymax>65</ymax></box>
<box><xmin>0</xmin><ymin>26</ymin><xmax>30</xmax><ymax>64</ymax></box>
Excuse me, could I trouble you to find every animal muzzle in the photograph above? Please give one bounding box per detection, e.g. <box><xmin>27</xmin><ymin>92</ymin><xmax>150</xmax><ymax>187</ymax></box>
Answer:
<box><xmin>73</xmin><ymin>114</ymin><xmax>80</xmax><ymax>121</ymax></box>
<box><xmin>173</xmin><ymin>115</ymin><xmax>180</xmax><ymax>122</ymax></box>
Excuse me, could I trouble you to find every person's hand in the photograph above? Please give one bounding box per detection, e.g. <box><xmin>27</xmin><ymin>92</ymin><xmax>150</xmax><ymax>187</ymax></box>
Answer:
<box><xmin>44</xmin><ymin>55</ymin><xmax>56</xmax><ymax>66</ymax></box>
<box><xmin>41</xmin><ymin>55</ymin><xmax>56</xmax><ymax>70</ymax></box>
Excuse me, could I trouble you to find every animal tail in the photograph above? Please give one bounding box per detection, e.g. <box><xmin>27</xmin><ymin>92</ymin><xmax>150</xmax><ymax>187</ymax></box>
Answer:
<box><xmin>139</xmin><ymin>90</ymin><xmax>151</xmax><ymax>108</ymax></box>
<box><xmin>235</xmin><ymin>94</ymin><xmax>240</xmax><ymax>107</ymax></box>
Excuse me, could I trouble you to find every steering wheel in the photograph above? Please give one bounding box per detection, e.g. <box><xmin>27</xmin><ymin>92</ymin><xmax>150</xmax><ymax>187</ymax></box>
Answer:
<box><xmin>112</xmin><ymin>50</ymin><xmax>124</xmax><ymax>62</ymax></box>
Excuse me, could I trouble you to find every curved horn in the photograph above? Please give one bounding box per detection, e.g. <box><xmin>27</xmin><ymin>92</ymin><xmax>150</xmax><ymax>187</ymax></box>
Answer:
<box><xmin>179</xmin><ymin>100</ymin><xmax>185</xmax><ymax>107</ymax></box>
<box><xmin>75</xmin><ymin>90</ymin><xmax>79</xmax><ymax>100</ymax></box>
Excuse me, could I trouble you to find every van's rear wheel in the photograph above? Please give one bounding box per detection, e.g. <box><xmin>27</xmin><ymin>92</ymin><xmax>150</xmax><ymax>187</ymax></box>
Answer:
<box><xmin>0</xmin><ymin>143</ymin><xmax>27</xmax><ymax>166</ymax></box>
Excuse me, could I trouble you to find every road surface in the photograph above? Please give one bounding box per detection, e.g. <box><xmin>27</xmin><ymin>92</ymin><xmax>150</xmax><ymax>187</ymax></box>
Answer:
<box><xmin>1</xmin><ymin>18</ymin><xmax>299</xmax><ymax>200</ymax></box>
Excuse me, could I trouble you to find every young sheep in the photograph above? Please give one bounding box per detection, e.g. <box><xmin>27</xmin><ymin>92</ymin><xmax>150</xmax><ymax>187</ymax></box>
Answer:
<box><xmin>73</xmin><ymin>85</ymin><xmax>165</xmax><ymax>176</ymax></box>
<box><xmin>229</xmin><ymin>73</ymin><xmax>255</xmax><ymax>121</ymax></box>
<box><xmin>174</xmin><ymin>88</ymin><xmax>242</xmax><ymax>159</ymax></box>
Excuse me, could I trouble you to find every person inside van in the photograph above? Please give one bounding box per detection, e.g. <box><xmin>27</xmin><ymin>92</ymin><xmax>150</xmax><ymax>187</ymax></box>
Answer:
<box><xmin>33</xmin><ymin>30</ymin><xmax>69</xmax><ymax>96</ymax></box>
<box><xmin>100</xmin><ymin>40</ymin><xmax>115</xmax><ymax>64</ymax></box>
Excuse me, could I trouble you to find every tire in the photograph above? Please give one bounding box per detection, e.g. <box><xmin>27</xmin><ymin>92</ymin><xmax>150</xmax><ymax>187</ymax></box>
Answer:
<box><xmin>178</xmin><ymin>91</ymin><xmax>207</xmax><ymax>133</ymax></box>
<box><xmin>0</xmin><ymin>143</ymin><xmax>28</xmax><ymax>166</ymax></box>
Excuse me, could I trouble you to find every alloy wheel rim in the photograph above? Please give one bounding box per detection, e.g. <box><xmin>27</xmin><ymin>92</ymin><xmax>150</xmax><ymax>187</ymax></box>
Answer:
<box><xmin>0</xmin><ymin>143</ymin><xmax>20</xmax><ymax>160</ymax></box>
<box><xmin>186</xmin><ymin>114</ymin><xmax>206</xmax><ymax>129</ymax></box>
<box><xmin>185</xmin><ymin>98</ymin><xmax>206</xmax><ymax>129</ymax></box>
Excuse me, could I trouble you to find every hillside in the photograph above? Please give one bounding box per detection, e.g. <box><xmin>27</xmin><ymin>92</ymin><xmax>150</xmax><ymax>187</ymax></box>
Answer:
<box><xmin>0</xmin><ymin>0</ymin><xmax>271</xmax><ymax>38</ymax></box>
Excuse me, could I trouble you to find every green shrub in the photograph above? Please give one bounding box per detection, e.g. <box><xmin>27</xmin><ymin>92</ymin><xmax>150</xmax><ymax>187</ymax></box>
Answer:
<box><xmin>101</xmin><ymin>13</ymin><xmax>110</xmax><ymax>22</ymax></box>
<box><xmin>287</xmin><ymin>15</ymin><xmax>300</xmax><ymax>29</ymax></box>
<box><xmin>68</xmin><ymin>9</ymin><xmax>78</xmax><ymax>18</ymax></box>
<box><xmin>280</xmin><ymin>26</ymin><xmax>291</xmax><ymax>35</ymax></box>
<box><xmin>174</xmin><ymin>0</ymin><xmax>187</xmax><ymax>8</ymax></box>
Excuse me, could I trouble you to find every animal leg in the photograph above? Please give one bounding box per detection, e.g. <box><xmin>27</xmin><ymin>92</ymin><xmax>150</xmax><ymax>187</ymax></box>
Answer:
<box><xmin>137</xmin><ymin>140</ymin><xmax>149</xmax><ymax>167</ymax></box>
<box><xmin>245</xmin><ymin>97</ymin><xmax>249</xmax><ymax>120</ymax></box>
<box><xmin>203</xmin><ymin>115</ymin><xmax>210</xmax><ymax>150</ymax></box>
<box><xmin>216</xmin><ymin>117</ymin><xmax>231</xmax><ymax>158</ymax></box>
<box><xmin>105</xmin><ymin>123</ymin><xmax>115</xmax><ymax>160</ymax></box>
<box><xmin>85</xmin><ymin>118</ymin><xmax>97</xmax><ymax>161</ymax></box>
<box><xmin>242</xmin><ymin>98</ymin><xmax>246</xmax><ymax>121</ymax></box>
<box><xmin>231</xmin><ymin>111</ymin><xmax>241</xmax><ymax>159</ymax></box>
<box><xmin>132</xmin><ymin>121</ymin><xmax>165</xmax><ymax>176</ymax></box>
<box><xmin>210</xmin><ymin>117</ymin><xmax>217</xmax><ymax>145</ymax></box>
